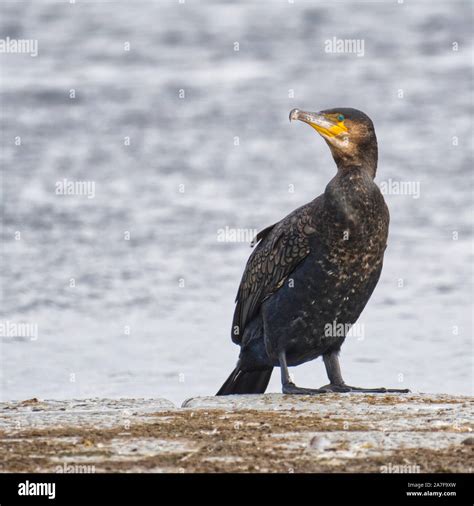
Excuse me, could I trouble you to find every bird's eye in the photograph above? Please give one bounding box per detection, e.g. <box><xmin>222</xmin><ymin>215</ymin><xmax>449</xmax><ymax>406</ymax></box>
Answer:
<box><xmin>338</xmin><ymin>114</ymin><xmax>345</xmax><ymax>122</ymax></box>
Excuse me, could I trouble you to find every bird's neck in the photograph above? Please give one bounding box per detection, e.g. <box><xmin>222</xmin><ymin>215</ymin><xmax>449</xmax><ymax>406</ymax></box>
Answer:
<box><xmin>328</xmin><ymin>142</ymin><xmax>378</xmax><ymax>179</ymax></box>
<box><xmin>323</xmin><ymin>168</ymin><xmax>384</xmax><ymax>237</ymax></box>
<box><xmin>326</xmin><ymin>168</ymin><xmax>375</xmax><ymax>203</ymax></box>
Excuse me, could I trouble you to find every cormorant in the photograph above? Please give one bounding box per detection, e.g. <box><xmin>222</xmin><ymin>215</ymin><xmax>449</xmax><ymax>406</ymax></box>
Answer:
<box><xmin>217</xmin><ymin>107</ymin><xmax>409</xmax><ymax>396</ymax></box>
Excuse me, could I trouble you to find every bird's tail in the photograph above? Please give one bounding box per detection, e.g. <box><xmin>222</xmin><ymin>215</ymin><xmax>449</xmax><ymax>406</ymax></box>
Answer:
<box><xmin>216</xmin><ymin>365</ymin><xmax>273</xmax><ymax>395</ymax></box>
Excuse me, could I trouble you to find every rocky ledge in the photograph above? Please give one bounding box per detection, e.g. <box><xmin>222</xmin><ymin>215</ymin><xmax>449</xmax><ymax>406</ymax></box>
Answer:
<box><xmin>0</xmin><ymin>393</ymin><xmax>472</xmax><ymax>473</ymax></box>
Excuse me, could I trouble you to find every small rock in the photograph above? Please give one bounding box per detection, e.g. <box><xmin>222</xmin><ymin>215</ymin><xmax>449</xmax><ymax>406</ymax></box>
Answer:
<box><xmin>20</xmin><ymin>398</ymin><xmax>39</xmax><ymax>405</ymax></box>
<box><xmin>461</xmin><ymin>437</ymin><xmax>474</xmax><ymax>446</ymax></box>
<box><xmin>309</xmin><ymin>436</ymin><xmax>331</xmax><ymax>451</ymax></box>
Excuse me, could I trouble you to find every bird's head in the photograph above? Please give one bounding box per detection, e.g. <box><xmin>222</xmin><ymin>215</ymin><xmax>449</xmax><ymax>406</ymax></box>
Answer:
<box><xmin>289</xmin><ymin>107</ymin><xmax>377</xmax><ymax>177</ymax></box>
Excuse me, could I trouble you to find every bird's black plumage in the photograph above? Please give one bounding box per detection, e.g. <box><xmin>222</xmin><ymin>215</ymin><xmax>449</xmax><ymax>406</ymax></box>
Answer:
<box><xmin>217</xmin><ymin>107</ymin><xmax>409</xmax><ymax>396</ymax></box>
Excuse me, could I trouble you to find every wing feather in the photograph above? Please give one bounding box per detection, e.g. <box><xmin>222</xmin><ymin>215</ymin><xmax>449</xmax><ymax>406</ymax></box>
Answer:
<box><xmin>231</xmin><ymin>204</ymin><xmax>317</xmax><ymax>344</ymax></box>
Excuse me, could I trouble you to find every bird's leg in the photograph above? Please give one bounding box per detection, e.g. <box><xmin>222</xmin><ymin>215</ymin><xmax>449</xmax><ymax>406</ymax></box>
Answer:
<box><xmin>320</xmin><ymin>352</ymin><xmax>410</xmax><ymax>393</ymax></box>
<box><xmin>279</xmin><ymin>351</ymin><xmax>329</xmax><ymax>395</ymax></box>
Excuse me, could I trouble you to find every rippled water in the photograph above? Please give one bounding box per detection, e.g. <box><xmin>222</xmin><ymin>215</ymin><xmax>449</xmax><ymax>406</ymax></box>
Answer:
<box><xmin>1</xmin><ymin>1</ymin><xmax>472</xmax><ymax>405</ymax></box>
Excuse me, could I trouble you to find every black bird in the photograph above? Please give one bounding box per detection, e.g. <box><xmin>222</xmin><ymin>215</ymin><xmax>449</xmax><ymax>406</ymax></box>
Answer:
<box><xmin>217</xmin><ymin>107</ymin><xmax>409</xmax><ymax>396</ymax></box>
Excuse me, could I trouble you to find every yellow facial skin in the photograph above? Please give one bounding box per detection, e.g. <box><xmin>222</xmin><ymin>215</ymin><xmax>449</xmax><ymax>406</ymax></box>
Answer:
<box><xmin>289</xmin><ymin>109</ymin><xmax>349</xmax><ymax>143</ymax></box>
<box><xmin>309</xmin><ymin>115</ymin><xmax>348</xmax><ymax>138</ymax></box>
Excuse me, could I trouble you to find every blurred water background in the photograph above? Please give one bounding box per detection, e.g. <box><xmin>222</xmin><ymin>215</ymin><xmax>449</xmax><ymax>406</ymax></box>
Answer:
<box><xmin>0</xmin><ymin>0</ymin><xmax>472</xmax><ymax>405</ymax></box>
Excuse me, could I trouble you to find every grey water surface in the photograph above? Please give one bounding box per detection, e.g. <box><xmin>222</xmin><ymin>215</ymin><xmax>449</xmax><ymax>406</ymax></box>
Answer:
<box><xmin>0</xmin><ymin>1</ymin><xmax>472</xmax><ymax>405</ymax></box>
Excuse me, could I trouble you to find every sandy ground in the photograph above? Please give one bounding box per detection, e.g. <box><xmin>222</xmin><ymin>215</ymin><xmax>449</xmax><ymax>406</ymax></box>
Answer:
<box><xmin>0</xmin><ymin>394</ymin><xmax>472</xmax><ymax>473</ymax></box>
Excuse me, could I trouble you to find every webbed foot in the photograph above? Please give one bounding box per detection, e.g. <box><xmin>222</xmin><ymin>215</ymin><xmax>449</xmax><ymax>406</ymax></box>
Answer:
<box><xmin>319</xmin><ymin>383</ymin><xmax>410</xmax><ymax>394</ymax></box>
<box><xmin>282</xmin><ymin>382</ymin><xmax>330</xmax><ymax>395</ymax></box>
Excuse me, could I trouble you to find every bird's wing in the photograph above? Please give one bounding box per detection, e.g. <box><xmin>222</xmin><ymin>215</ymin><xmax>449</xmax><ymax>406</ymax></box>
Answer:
<box><xmin>249</xmin><ymin>223</ymin><xmax>276</xmax><ymax>247</ymax></box>
<box><xmin>231</xmin><ymin>205</ymin><xmax>317</xmax><ymax>344</ymax></box>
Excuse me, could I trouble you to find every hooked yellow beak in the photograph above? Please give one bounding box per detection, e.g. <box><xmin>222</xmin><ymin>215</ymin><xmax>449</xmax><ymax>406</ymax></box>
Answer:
<box><xmin>289</xmin><ymin>108</ymin><xmax>348</xmax><ymax>138</ymax></box>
